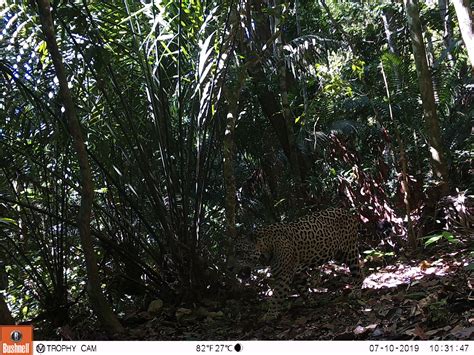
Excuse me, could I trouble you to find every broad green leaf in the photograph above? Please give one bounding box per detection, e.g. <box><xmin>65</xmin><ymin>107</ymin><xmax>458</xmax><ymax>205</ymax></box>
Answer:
<box><xmin>424</xmin><ymin>234</ymin><xmax>442</xmax><ymax>246</ymax></box>
<box><xmin>423</xmin><ymin>231</ymin><xmax>459</xmax><ymax>246</ymax></box>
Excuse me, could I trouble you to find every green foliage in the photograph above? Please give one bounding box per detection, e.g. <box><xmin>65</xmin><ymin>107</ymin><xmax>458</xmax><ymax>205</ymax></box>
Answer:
<box><xmin>422</xmin><ymin>231</ymin><xmax>460</xmax><ymax>247</ymax></box>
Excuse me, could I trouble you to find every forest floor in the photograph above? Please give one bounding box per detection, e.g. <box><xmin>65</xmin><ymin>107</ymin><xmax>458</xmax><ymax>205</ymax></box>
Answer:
<box><xmin>53</xmin><ymin>242</ymin><xmax>473</xmax><ymax>341</ymax></box>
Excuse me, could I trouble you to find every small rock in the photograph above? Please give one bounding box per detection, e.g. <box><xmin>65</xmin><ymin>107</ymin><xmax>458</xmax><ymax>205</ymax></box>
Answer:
<box><xmin>354</xmin><ymin>325</ymin><xmax>366</xmax><ymax>335</ymax></box>
<box><xmin>372</xmin><ymin>327</ymin><xmax>384</xmax><ymax>337</ymax></box>
<box><xmin>147</xmin><ymin>299</ymin><xmax>164</xmax><ymax>315</ymax></box>
<box><xmin>176</xmin><ymin>307</ymin><xmax>193</xmax><ymax>320</ymax></box>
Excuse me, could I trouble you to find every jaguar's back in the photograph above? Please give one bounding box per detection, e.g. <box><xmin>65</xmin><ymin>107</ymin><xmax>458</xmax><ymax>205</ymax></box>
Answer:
<box><xmin>257</xmin><ymin>208</ymin><xmax>359</xmax><ymax>266</ymax></box>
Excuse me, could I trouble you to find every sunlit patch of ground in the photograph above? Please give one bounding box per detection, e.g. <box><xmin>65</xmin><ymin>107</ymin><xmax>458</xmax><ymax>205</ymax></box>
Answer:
<box><xmin>241</xmin><ymin>253</ymin><xmax>469</xmax><ymax>296</ymax></box>
<box><xmin>363</xmin><ymin>257</ymin><xmax>465</xmax><ymax>290</ymax></box>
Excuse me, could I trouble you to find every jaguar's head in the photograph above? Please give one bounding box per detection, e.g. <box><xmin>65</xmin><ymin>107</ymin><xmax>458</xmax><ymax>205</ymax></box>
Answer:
<box><xmin>254</xmin><ymin>232</ymin><xmax>273</xmax><ymax>264</ymax></box>
<box><xmin>228</xmin><ymin>231</ymin><xmax>273</xmax><ymax>280</ymax></box>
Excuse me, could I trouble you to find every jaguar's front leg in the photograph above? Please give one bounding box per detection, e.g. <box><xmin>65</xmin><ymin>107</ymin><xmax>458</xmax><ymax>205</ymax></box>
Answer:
<box><xmin>262</xmin><ymin>274</ymin><xmax>293</xmax><ymax>320</ymax></box>
<box><xmin>262</xmin><ymin>254</ymin><xmax>295</xmax><ymax>321</ymax></box>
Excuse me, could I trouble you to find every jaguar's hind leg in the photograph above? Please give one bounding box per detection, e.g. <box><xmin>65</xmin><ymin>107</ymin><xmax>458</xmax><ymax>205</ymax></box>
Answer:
<box><xmin>343</xmin><ymin>246</ymin><xmax>364</xmax><ymax>297</ymax></box>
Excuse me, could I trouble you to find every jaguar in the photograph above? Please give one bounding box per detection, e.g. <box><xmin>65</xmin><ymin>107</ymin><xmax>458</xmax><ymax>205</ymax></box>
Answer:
<box><xmin>234</xmin><ymin>208</ymin><xmax>363</xmax><ymax>320</ymax></box>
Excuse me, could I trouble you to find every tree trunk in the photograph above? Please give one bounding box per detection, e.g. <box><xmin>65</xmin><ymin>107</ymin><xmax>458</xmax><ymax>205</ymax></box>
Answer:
<box><xmin>36</xmin><ymin>0</ymin><xmax>123</xmax><ymax>334</ymax></box>
<box><xmin>380</xmin><ymin>70</ymin><xmax>417</xmax><ymax>247</ymax></box>
<box><xmin>404</xmin><ymin>0</ymin><xmax>450</xmax><ymax>193</ymax></box>
<box><xmin>223</xmin><ymin>67</ymin><xmax>246</xmax><ymax>241</ymax></box>
<box><xmin>380</xmin><ymin>11</ymin><xmax>417</xmax><ymax>247</ymax></box>
<box><xmin>295</xmin><ymin>0</ymin><xmax>308</xmax><ymax>112</ymax></box>
<box><xmin>275</xmin><ymin>0</ymin><xmax>303</xmax><ymax>201</ymax></box>
<box><xmin>222</xmin><ymin>3</ymin><xmax>250</xmax><ymax>242</ymax></box>
<box><xmin>382</xmin><ymin>7</ymin><xmax>398</xmax><ymax>54</ymax></box>
<box><xmin>452</xmin><ymin>0</ymin><xmax>474</xmax><ymax>72</ymax></box>
<box><xmin>438</xmin><ymin>0</ymin><xmax>455</xmax><ymax>64</ymax></box>
<box><xmin>223</xmin><ymin>109</ymin><xmax>237</xmax><ymax>240</ymax></box>
<box><xmin>425</xmin><ymin>30</ymin><xmax>436</xmax><ymax>68</ymax></box>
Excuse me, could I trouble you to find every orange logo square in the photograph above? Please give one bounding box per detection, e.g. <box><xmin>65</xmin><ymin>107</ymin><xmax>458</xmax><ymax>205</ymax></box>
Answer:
<box><xmin>0</xmin><ymin>325</ymin><xmax>33</xmax><ymax>355</ymax></box>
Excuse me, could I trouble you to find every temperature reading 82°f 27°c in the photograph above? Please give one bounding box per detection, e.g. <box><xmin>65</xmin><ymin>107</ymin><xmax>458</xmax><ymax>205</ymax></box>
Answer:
<box><xmin>196</xmin><ymin>344</ymin><xmax>242</xmax><ymax>352</ymax></box>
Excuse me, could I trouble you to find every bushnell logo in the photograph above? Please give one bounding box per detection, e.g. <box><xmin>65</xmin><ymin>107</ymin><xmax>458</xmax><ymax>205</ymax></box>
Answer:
<box><xmin>1</xmin><ymin>325</ymin><xmax>33</xmax><ymax>355</ymax></box>
<box><xmin>10</xmin><ymin>330</ymin><xmax>23</xmax><ymax>342</ymax></box>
